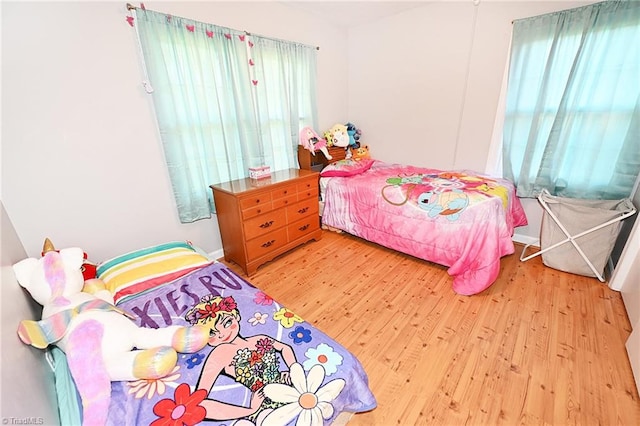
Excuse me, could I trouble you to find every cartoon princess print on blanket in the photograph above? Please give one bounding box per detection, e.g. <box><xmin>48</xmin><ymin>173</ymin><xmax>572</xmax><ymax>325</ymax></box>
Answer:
<box><xmin>166</xmin><ymin>294</ymin><xmax>348</xmax><ymax>426</ymax></box>
<box><xmin>381</xmin><ymin>171</ymin><xmax>510</xmax><ymax>220</ymax></box>
<box><xmin>108</xmin><ymin>261</ymin><xmax>376</xmax><ymax>425</ymax></box>
<box><xmin>186</xmin><ymin>294</ymin><xmax>296</xmax><ymax>424</ymax></box>
<box><xmin>185</xmin><ymin>294</ymin><xmax>348</xmax><ymax>425</ymax></box>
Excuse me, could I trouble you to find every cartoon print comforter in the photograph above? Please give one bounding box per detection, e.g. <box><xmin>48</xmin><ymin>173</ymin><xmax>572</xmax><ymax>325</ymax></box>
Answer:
<box><xmin>107</xmin><ymin>262</ymin><xmax>377</xmax><ymax>425</ymax></box>
<box><xmin>321</xmin><ymin>161</ymin><xmax>528</xmax><ymax>295</ymax></box>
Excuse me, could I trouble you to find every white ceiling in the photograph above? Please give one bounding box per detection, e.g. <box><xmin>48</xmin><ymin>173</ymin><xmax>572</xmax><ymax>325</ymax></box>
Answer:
<box><xmin>279</xmin><ymin>1</ymin><xmax>430</xmax><ymax>28</ymax></box>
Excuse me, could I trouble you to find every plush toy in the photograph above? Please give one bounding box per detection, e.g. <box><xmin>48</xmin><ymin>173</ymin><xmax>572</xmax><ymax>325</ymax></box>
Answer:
<box><xmin>13</xmin><ymin>239</ymin><xmax>211</xmax><ymax>426</ymax></box>
<box><xmin>323</xmin><ymin>130</ymin><xmax>335</xmax><ymax>147</ymax></box>
<box><xmin>329</xmin><ymin>123</ymin><xmax>350</xmax><ymax>148</ymax></box>
<box><xmin>345</xmin><ymin>122</ymin><xmax>362</xmax><ymax>147</ymax></box>
<box><xmin>41</xmin><ymin>238</ymin><xmax>97</xmax><ymax>282</ymax></box>
<box><xmin>299</xmin><ymin>126</ymin><xmax>332</xmax><ymax>160</ymax></box>
<box><xmin>351</xmin><ymin>144</ymin><xmax>371</xmax><ymax>161</ymax></box>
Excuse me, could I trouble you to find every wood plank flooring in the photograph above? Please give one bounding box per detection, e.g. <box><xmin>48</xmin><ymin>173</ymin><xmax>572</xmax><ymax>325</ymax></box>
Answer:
<box><xmin>221</xmin><ymin>230</ymin><xmax>640</xmax><ymax>425</ymax></box>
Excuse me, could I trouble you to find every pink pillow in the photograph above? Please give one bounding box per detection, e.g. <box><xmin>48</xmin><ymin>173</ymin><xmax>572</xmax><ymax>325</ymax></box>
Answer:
<box><xmin>320</xmin><ymin>159</ymin><xmax>374</xmax><ymax>177</ymax></box>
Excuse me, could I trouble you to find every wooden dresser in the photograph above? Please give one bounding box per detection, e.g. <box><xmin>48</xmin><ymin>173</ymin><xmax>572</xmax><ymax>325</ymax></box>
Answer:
<box><xmin>210</xmin><ymin>169</ymin><xmax>322</xmax><ymax>276</ymax></box>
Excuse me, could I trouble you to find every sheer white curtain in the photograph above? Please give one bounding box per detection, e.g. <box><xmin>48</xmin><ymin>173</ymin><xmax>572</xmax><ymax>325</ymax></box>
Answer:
<box><xmin>133</xmin><ymin>8</ymin><xmax>318</xmax><ymax>223</ymax></box>
<box><xmin>501</xmin><ymin>0</ymin><xmax>640</xmax><ymax>200</ymax></box>
<box><xmin>249</xmin><ymin>36</ymin><xmax>318</xmax><ymax>173</ymax></box>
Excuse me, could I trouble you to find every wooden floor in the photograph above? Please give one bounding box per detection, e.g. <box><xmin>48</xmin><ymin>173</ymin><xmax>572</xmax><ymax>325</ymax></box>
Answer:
<box><xmin>222</xmin><ymin>230</ymin><xmax>640</xmax><ymax>425</ymax></box>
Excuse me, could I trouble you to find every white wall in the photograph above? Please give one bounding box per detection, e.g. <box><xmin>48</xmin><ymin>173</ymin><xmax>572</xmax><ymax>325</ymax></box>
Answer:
<box><xmin>347</xmin><ymin>0</ymin><xmax>594</xmax><ymax>242</ymax></box>
<box><xmin>2</xmin><ymin>1</ymin><xmax>601</xmax><ymax>260</ymax></box>
<box><xmin>1</xmin><ymin>202</ymin><xmax>59</xmax><ymax>423</ymax></box>
<box><xmin>1</xmin><ymin>1</ymin><xmax>349</xmax><ymax>261</ymax></box>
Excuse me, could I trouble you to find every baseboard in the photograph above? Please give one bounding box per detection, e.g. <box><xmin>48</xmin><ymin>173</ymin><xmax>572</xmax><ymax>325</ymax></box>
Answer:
<box><xmin>513</xmin><ymin>234</ymin><xmax>539</xmax><ymax>247</ymax></box>
<box><xmin>208</xmin><ymin>248</ymin><xmax>224</xmax><ymax>261</ymax></box>
<box><xmin>209</xmin><ymin>238</ymin><xmax>536</xmax><ymax>264</ymax></box>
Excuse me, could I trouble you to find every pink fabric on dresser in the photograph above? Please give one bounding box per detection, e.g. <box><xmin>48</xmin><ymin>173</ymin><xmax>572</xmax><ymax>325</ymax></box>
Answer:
<box><xmin>321</xmin><ymin>161</ymin><xmax>528</xmax><ymax>295</ymax></box>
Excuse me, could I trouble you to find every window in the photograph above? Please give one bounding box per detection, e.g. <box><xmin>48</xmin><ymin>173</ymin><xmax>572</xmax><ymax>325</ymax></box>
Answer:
<box><xmin>502</xmin><ymin>0</ymin><xmax>640</xmax><ymax>200</ymax></box>
<box><xmin>133</xmin><ymin>8</ymin><xmax>318</xmax><ymax>222</ymax></box>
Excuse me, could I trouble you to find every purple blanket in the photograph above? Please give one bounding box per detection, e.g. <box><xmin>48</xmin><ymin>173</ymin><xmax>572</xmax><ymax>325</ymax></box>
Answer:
<box><xmin>107</xmin><ymin>262</ymin><xmax>376</xmax><ymax>425</ymax></box>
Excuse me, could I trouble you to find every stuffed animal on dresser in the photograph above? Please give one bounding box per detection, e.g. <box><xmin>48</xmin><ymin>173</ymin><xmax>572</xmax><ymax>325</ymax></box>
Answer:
<box><xmin>299</xmin><ymin>126</ymin><xmax>333</xmax><ymax>160</ymax></box>
<box><xmin>13</xmin><ymin>239</ymin><xmax>211</xmax><ymax>426</ymax></box>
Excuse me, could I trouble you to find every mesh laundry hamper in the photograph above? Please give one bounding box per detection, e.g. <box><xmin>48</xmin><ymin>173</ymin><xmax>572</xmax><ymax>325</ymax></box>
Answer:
<box><xmin>521</xmin><ymin>189</ymin><xmax>636</xmax><ymax>281</ymax></box>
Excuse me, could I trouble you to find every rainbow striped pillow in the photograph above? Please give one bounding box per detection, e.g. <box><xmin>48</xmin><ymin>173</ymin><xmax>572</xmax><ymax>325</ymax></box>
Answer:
<box><xmin>97</xmin><ymin>241</ymin><xmax>212</xmax><ymax>305</ymax></box>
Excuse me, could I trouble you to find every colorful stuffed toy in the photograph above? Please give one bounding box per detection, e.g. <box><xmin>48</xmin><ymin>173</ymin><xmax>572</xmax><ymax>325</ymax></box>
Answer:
<box><xmin>329</xmin><ymin>123</ymin><xmax>350</xmax><ymax>148</ymax></box>
<box><xmin>351</xmin><ymin>144</ymin><xmax>371</xmax><ymax>161</ymax></box>
<box><xmin>323</xmin><ymin>130</ymin><xmax>335</xmax><ymax>147</ymax></box>
<box><xmin>41</xmin><ymin>238</ymin><xmax>97</xmax><ymax>282</ymax></box>
<box><xmin>13</xmin><ymin>239</ymin><xmax>211</xmax><ymax>426</ymax></box>
<box><xmin>345</xmin><ymin>122</ymin><xmax>362</xmax><ymax>147</ymax></box>
<box><xmin>299</xmin><ymin>126</ymin><xmax>332</xmax><ymax>160</ymax></box>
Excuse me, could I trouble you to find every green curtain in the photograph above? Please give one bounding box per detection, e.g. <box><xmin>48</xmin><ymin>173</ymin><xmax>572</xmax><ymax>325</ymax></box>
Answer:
<box><xmin>134</xmin><ymin>9</ymin><xmax>318</xmax><ymax>222</ymax></box>
<box><xmin>250</xmin><ymin>36</ymin><xmax>319</xmax><ymax>172</ymax></box>
<box><xmin>503</xmin><ymin>0</ymin><xmax>640</xmax><ymax>200</ymax></box>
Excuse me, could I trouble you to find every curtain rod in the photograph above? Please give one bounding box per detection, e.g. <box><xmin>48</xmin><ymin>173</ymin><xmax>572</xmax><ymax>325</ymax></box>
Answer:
<box><xmin>125</xmin><ymin>3</ymin><xmax>320</xmax><ymax>50</ymax></box>
<box><xmin>510</xmin><ymin>0</ymin><xmax>609</xmax><ymax>25</ymax></box>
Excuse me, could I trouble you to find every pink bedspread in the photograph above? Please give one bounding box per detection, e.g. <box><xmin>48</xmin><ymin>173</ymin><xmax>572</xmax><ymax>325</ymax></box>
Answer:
<box><xmin>321</xmin><ymin>161</ymin><xmax>528</xmax><ymax>295</ymax></box>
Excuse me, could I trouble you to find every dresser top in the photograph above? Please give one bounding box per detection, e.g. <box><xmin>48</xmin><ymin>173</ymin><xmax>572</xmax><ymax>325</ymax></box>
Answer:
<box><xmin>210</xmin><ymin>168</ymin><xmax>318</xmax><ymax>195</ymax></box>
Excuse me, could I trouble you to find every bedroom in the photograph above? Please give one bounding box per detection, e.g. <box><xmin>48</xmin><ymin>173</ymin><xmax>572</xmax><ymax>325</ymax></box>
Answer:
<box><xmin>2</xmin><ymin>0</ymin><xmax>639</xmax><ymax>424</ymax></box>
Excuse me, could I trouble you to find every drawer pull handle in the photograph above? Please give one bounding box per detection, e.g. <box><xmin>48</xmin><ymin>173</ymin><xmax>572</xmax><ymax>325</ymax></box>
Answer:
<box><xmin>298</xmin><ymin>207</ymin><xmax>309</xmax><ymax>214</ymax></box>
<box><xmin>260</xmin><ymin>220</ymin><xmax>274</xmax><ymax>228</ymax></box>
<box><xmin>299</xmin><ymin>224</ymin><xmax>309</xmax><ymax>231</ymax></box>
<box><xmin>256</xmin><ymin>200</ymin><xmax>260</xmax><ymax>204</ymax></box>
<box><xmin>262</xmin><ymin>240</ymin><xmax>275</xmax><ymax>248</ymax></box>
<box><xmin>257</xmin><ymin>209</ymin><xmax>262</xmax><ymax>214</ymax></box>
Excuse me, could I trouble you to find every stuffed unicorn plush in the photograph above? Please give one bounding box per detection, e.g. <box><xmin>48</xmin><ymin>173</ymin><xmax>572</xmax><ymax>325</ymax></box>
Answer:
<box><xmin>13</xmin><ymin>239</ymin><xmax>210</xmax><ymax>426</ymax></box>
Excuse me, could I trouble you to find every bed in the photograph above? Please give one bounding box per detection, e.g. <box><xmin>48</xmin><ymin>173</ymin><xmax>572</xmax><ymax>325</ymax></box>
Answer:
<box><xmin>16</xmin><ymin>241</ymin><xmax>376</xmax><ymax>426</ymax></box>
<box><xmin>298</xmin><ymin>146</ymin><xmax>528</xmax><ymax>295</ymax></box>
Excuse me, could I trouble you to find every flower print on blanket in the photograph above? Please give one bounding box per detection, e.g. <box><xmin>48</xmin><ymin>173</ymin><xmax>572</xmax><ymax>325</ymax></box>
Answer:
<box><xmin>107</xmin><ymin>262</ymin><xmax>376</xmax><ymax>425</ymax></box>
<box><xmin>263</xmin><ymin>363</ymin><xmax>346</xmax><ymax>426</ymax></box>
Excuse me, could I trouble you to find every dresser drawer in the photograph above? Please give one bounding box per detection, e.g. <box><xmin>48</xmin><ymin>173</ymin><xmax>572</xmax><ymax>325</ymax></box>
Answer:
<box><xmin>288</xmin><ymin>216</ymin><xmax>319</xmax><ymax>241</ymax></box>
<box><xmin>272</xmin><ymin>193</ymin><xmax>298</xmax><ymax>210</ymax></box>
<box><xmin>297</xmin><ymin>179</ymin><xmax>318</xmax><ymax>201</ymax></box>
<box><xmin>246</xmin><ymin>227</ymin><xmax>288</xmax><ymax>261</ymax></box>
<box><xmin>271</xmin><ymin>183</ymin><xmax>297</xmax><ymax>200</ymax></box>
<box><xmin>286</xmin><ymin>198</ymin><xmax>319</xmax><ymax>222</ymax></box>
<box><xmin>242</xmin><ymin>203</ymin><xmax>273</xmax><ymax>220</ymax></box>
<box><xmin>297</xmin><ymin>187</ymin><xmax>318</xmax><ymax>201</ymax></box>
<box><xmin>244</xmin><ymin>209</ymin><xmax>286</xmax><ymax>241</ymax></box>
<box><xmin>297</xmin><ymin>179</ymin><xmax>317</xmax><ymax>194</ymax></box>
<box><xmin>240</xmin><ymin>193</ymin><xmax>273</xmax><ymax>211</ymax></box>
